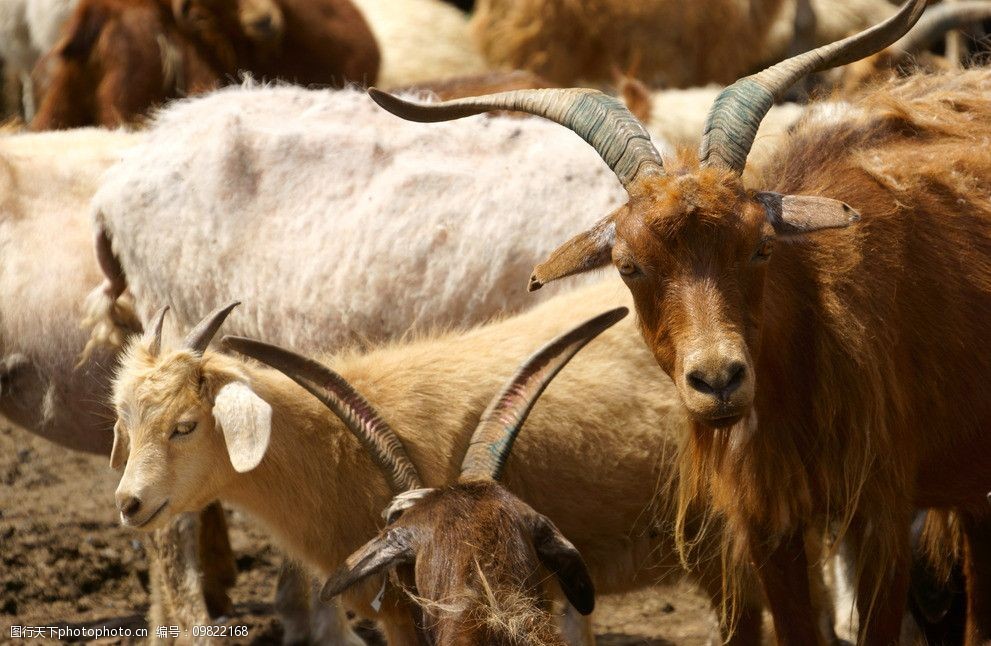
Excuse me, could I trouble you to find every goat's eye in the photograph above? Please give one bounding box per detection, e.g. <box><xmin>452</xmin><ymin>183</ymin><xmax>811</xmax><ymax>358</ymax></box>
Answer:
<box><xmin>616</xmin><ymin>259</ymin><xmax>642</xmax><ymax>278</ymax></box>
<box><xmin>171</xmin><ymin>421</ymin><xmax>197</xmax><ymax>439</ymax></box>
<box><xmin>752</xmin><ymin>239</ymin><xmax>774</xmax><ymax>262</ymax></box>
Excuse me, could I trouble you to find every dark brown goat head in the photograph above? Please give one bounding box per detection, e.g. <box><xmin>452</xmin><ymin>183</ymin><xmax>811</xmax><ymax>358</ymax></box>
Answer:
<box><xmin>172</xmin><ymin>0</ymin><xmax>284</xmax><ymax>60</ymax></box>
<box><xmin>223</xmin><ymin>308</ymin><xmax>627</xmax><ymax>643</ymax></box>
<box><xmin>365</xmin><ymin>0</ymin><xmax>927</xmax><ymax>428</ymax></box>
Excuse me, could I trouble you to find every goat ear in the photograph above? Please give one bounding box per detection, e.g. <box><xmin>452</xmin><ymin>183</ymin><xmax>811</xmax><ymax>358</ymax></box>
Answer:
<box><xmin>756</xmin><ymin>192</ymin><xmax>861</xmax><ymax>238</ymax></box>
<box><xmin>59</xmin><ymin>3</ymin><xmax>106</xmax><ymax>61</ymax></box>
<box><xmin>320</xmin><ymin>527</ymin><xmax>415</xmax><ymax>602</ymax></box>
<box><xmin>109</xmin><ymin>421</ymin><xmax>129</xmax><ymax>470</ymax></box>
<box><xmin>213</xmin><ymin>381</ymin><xmax>272</xmax><ymax>473</ymax></box>
<box><xmin>531</xmin><ymin>514</ymin><xmax>595</xmax><ymax>615</ymax></box>
<box><xmin>0</xmin><ymin>353</ymin><xmax>29</xmax><ymax>397</ymax></box>
<box><xmin>528</xmin><ymin>211</ymin><xmax>619</xmax><ymax>292</ymax></box>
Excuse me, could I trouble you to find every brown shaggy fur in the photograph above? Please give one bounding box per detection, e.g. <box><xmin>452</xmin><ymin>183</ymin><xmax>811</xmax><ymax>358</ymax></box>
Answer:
<box><xmin>352</xmin><ymin>481</ymin><xmax>581</xmax><ymax>645</ymax></box>
<box><xmin>468</xmin><ymin>0</ymin><xmax>786</xmax><ymax>87</ymax></box>
<box><xmin>250</xmin><ymin>0</ymin><xmax>379</xmax><ymax>86</ymax></box>
<box><xmin>175</xmin><ymin>0</ymin><xmax>380</xmax><ymax>86</ymax></box>
<box><xmin>548</xmin><ymin>70</ymin><xmax>991</xmax><ymax>645</ymax></box>
<box><xmin>30</xmin><ymin>0</ymin><xmax>223</xmax><ymax>130</ymax></box>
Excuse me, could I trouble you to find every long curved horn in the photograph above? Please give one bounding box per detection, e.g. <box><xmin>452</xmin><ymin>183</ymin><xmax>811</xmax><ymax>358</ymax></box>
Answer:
<box><xmin>368</xmin><ymin>88</ymin><xmax>663</xmax><ymax>190</ymax></box>
<box><xmin>146</xmin><ymin>305</ymin><xmax>170</xmax><ymax>357</ymax></box>
<box><xmin>891</xmin><ymin>1</ymin><xmax>991</xmax><ymax>57</ymax></box>
<box><xmin>700</xmin><ymin>0</ymin><xmax>928</xmax><ymax>173</ymax></box>
<box><xmin>222</xmin><ymin>336</ymin><xmax>423</xmax><ymax>493</ymax></box>
<box><xmin>184</xmin><ymin>302</ymin><xmax>240</xmax><ymax>354</ymax></box>
<box><xmin>460</xmin><ymin>307</ymin><xmax>628</xmax><ymax>482</ymax></box>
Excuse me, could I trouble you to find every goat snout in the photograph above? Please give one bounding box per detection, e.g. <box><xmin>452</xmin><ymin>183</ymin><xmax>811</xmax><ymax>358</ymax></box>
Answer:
<box><xmin>116</xmin><ymin>493</ymin><xmax>142</xmax><ymax>519</ymax></box>
<box><xmin>678</xmin><ymin>346</ymin><xmax>754</xmax><ymax>425</ymax></box>
<box><xmin>253</xmin><ymin>15</ymin><xmax>275</xmax><ymax>35</ymax></box>
<box><xmin>687</xmin><ymin>360</ymin><xmax>746</xmax><ymax>401</ymax></box>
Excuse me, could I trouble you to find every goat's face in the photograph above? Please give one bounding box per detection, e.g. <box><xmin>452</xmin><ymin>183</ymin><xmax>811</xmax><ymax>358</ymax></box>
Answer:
<box><xmin>172</xmin><ymin>0</ymin><xmax>284</xmax><ymax>48</ymax></box>
<box><xmin>111</xmin><ymin>343</ymin><xmax>271</xmax><ymax>530</ymax></box>
<box><xmin>324</xmin><ymin>480</ymin><xmax>593</xmax><ymax>642</ymax></box>
<box><xmin>533</xmin><ymin>164</ymin><xmax>860</xmax><ymax>429</ymax></box>
<box><xmin>606</xmin><ymin>170</ymin><xmax>764</xmax><ymax>427</ymax></box>
<box><xmin>238</xmin><ymin>0</ymin><xmax>284</xmax><ymax>46</ymax></box>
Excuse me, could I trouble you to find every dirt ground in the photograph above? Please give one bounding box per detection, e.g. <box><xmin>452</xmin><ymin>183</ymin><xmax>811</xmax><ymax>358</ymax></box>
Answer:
<box><xmin>1</xmin><ymin>422</ymin><xmax>738</xmax><ymax>645</ymax></box>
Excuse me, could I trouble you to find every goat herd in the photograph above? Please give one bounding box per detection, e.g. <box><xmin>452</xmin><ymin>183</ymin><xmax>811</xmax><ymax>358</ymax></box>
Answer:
<box><xmin>2</xmin><ymin>0</ymin><xmax>991</xmax><ymax>644</ymax></box>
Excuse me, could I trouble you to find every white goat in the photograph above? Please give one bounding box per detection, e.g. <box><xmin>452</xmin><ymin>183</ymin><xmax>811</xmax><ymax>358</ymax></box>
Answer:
<box><xmin>110</xmin><ymin>279</ymin><xmax>766</xmax><ymax>646</ymax></box>
<box><xmin>0</xmin><ymin>128</ymin><xmax>138</xmax><ymax>451</ymax></box>
<box><xmin>0</xmin><ymin>127</ymin><xmax>286</xmax><ymax>645</ymax></box>
<box><xmin>85</xmin><ymin>84</ymin><xmax>627</xmax><ymax>354</ymax></box>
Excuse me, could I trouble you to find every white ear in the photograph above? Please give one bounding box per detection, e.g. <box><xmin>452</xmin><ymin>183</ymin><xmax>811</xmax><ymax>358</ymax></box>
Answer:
<box><xmin>214</xmin><ymin>382</ymin><xmax>272</xmax><ymax>473</ymax></box>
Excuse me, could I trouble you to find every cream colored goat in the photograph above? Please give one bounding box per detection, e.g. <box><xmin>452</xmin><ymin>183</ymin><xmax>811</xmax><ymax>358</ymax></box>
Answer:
<box><xmin>110</xmin><ymin>279</ymin><xmax>765</xmax><ymax>646</ymax></box>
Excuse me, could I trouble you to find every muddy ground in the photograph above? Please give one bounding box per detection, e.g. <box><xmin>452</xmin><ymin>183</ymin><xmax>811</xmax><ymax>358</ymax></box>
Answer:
<box><xmin>1</xmin><ymin>422</ymin><xmax>752</xmax><ymax>645</ymax></box>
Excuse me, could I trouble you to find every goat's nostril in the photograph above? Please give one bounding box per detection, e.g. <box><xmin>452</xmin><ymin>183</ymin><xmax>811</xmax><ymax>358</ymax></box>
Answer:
<box><xmin>253</xmin><ymin>15</ymin><xmax>273</xmax><ymax>33</ymax></box>
<box><xmin>119</xmin><ymin>496</ymin><xmax>142</xmax><ymax>518</ymax></box>
<box><xmin>723</xmin><ymin>362</ymin><xmax>746</xmax><ymax>395</ymax></box>
<box><xmin>687</xmin><ymin>371</ymin><xmax>716</xmax><ymax>395</ymax></box>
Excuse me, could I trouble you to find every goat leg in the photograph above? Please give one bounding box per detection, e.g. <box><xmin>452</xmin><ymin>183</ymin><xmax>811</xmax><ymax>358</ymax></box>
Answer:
<box><xmin>851</xmin><ymin>511</ymin><xmax>912</xmax><ymax>646</ymax></box>
<box><xmin>198</xmin><ymin>501</ymin><xmax>236</xmax><ymax>619</ymax></box>
<box><xmin>961</xmin><ymin>511</ymin><xmax>991</xmax><ymax>644</ymax></box>
<box><xmin>749</xmin><ymin>523</ymin><xmax>824</xmax><ymax>646</ymax></box>
<box><xmin>146</xmin><ymin>512</ymin><xmax>217</xmax><ymax>645</ymax></box>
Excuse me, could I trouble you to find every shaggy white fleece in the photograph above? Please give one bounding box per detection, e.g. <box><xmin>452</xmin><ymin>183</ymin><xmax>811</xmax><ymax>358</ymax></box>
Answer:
<box><xmin>93</xmin><ymin>84</ymin><xmax>630</xmax><ymax>352</ymax></box>
<box><xmin>0</xmin><ymin>128</ymin><xmax>139</xmax><ymax>452</ymax></box>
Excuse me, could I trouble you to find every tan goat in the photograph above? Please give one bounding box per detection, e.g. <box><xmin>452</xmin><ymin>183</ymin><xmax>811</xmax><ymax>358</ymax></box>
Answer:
<box><xmin>224</xmin><ymin>309</ymin><xmax>629</xmax><ymax>644</ymax></box>
<box><xmin>109</xmin><ymin>279</ymin><xmax>769</xmax><ymax>646</ymax></box>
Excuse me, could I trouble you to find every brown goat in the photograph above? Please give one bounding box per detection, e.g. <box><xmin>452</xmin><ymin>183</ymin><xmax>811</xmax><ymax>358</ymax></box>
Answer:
<box><xmin>30</xmin><ymin>0</ymin><xmax>223</xmax><ymax>130</ymax></box>
<box><xmin>367</xmin><ymin>0</ymin><xmax>991</xmax><ymax>643</ymax></box>
<box><xmin>173</xmin><ymin>0</ymin><xmax>380</xmax><ymax>86</ymax></box>
<box><xmin>223</xmin><ymin>309</ymin><xmax>624</xmax><ymax>645</ymax></box>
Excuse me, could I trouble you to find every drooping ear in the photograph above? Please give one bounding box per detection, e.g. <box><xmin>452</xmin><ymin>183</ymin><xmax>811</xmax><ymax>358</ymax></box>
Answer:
<box><xmin>756</xmin><ymin>192</ymin><xmax>861</xmax><ymax>238</ymax></box>
<box><xmin>320</xmin><ymin>527</ymin><xmax>416</xmax><ymax>602</ymax></box>
<box><xmin>59</xmin><ymin>2</ymin><xmax>107</xmax><ymax>61</ymax></box>
<box><xmin>0</xmin><ymin>353</ymin><xmax>29</xmax><ymax>398</ymax></box>
<box><xmin>531</xmin><ymin>514</ymin><xmax>595</xmax><ymax>615</ymax></box>
<box><xmin>528</xmin><ymin>210</ymin><xmax>620</xmax><ymax>292</ymax></box>
<box><xmin>109</xmin><ymin>420</ymin><xmax>129</xmax><ymax>470</ymax></box>
<box><xmin>213</xmin><ymin>381</ymin><xmax>272</xmax><ymax>473</ymax></box>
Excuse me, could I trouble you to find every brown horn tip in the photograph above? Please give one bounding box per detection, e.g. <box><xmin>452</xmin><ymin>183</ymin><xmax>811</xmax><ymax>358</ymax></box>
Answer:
<box><xmin>222</xmin><ymin>335</ymin><xmax>423</xmax><ymax>493</ymax></box>
<box><xmin>460</xmin><ymin>306</ymin><xmax>628</xmax><ymax>481</ymax></box>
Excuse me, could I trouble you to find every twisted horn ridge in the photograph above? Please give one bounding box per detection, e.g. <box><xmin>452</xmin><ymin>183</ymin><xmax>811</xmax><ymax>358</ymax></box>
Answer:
<box><xmin>369</xmin><ymin>87</ymin><xmax>664</xmax><ymax>190</ymax></box>
<box><xmin>700</xmin><ymin>0</ymin><xmax>928</xmax><ymax>173</ymax></box>
<box><xmin>184</xmin><ymin>302</ymin><xmax>240</xmax><ymax>354</ymax></box>
<box><xmin>147</xmin><ymin>305</ymin><xmax>170</xmax><ymax>357</ymax></box>
<box><xmin>460</xmin><ymin>307</ymin><xmax>628</xmax><ymax>482</ymax></box>
<box><xmin>222</xmin><ymin>336</ymin><xmax>423</xmax><ymax>493</ymax></box>
<box><xmin>893</xmin><ymin>1</ymin><xmax>991</xmax><ymax>57</ymax></box>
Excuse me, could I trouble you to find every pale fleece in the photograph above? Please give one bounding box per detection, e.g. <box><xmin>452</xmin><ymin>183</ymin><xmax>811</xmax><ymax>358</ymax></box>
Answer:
<box><xmin>350</xmin><ymin>0</ymin><xmax>487</xmax><ymax>87</ymax></box>
<box><xmin>92</xmin><ymin>84</ymin><xmax>629</xmax><ymax>352</ymax></box>
<box><xmin>0</xmin><ymin>127</ymin><xmax>139</xmax><ymax>453</ymax></box>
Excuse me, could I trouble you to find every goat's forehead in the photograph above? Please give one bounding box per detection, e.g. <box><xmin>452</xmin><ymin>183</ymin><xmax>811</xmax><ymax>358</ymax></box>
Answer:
<box><xmin>624</xmin><ymin>174</ymin><xmax>750</xmax><ymax>245</ymax></box>
<box><xmin>114</xmin><ymin>351</ymin><xmax>201</xmax><ymax>419</ymax></box>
